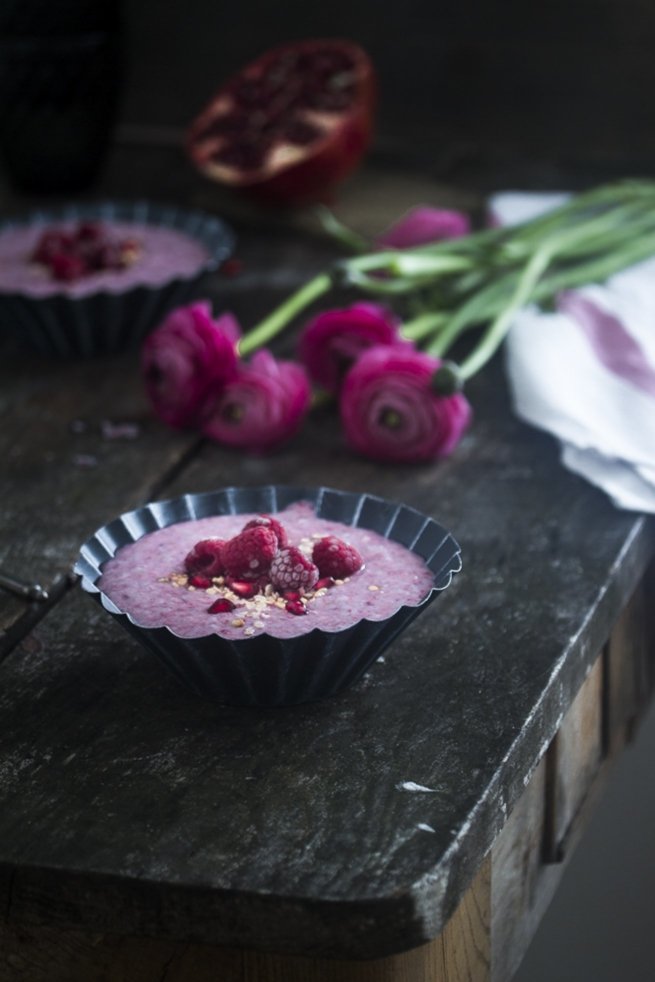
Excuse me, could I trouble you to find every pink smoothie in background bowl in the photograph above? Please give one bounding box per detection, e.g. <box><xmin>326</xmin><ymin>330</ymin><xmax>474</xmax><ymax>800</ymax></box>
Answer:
<box><xmin>99</xmin><ymin>501</ymin><xmax>436</xmax><ymax>641</ymax></box>
<box><xmin>0</xmin><ymin>202</ymin><xmax>234</xmax><ymax>357</ymax></box>
<box><xmin>0</xmin><ymin>221</ymin><xmax>211</xmax><ymax>298</ymax></box>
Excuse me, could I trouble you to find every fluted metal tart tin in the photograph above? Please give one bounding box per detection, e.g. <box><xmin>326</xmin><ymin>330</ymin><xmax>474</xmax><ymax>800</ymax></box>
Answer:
<box><xmin>75</xmin><ymin>486</ymin><xmax>462</xmax><ymax>707</ymax></box>
<box><xmin>0</xmin><ymin>199</ymin><xmax>234</xmax><ymax>358</ymax></box>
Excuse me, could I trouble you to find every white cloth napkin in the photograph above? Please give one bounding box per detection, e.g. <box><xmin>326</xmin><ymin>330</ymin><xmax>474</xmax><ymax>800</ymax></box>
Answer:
<box><xmin>489</xmin><ymin>192</ymin><xmax>655</xmax><ymax>513</ymax></box>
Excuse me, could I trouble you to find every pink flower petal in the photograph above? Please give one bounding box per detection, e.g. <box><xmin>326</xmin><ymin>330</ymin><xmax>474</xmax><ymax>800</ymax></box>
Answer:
<box><xmin>340</xmin><ymin>345</ymin><xmax>471</xmax><ymax>463</ymax></box>
<box><xmin>297</xmin><ymin>302</ymin><xmax>406</xmax><ymax>394</ymax></box>
<box><xmin>202</xmin><ymin>350</ymin><xmax>311</xmax><ymax>453</ymax></box>
<box><xmin>377</xmin><ymin>206</ymin><xmax>471</xmax><ymax>249</ymax></box>
<box><xmin>141</xmin><ymin>302</ymin><xmax>240</xmax><ymax>429</ymax></box>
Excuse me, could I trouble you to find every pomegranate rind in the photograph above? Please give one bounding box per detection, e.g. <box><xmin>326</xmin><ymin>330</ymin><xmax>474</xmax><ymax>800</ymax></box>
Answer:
<box><xmin>186</xmin><ymin>38</ymin><xmax>376</xmax><ymax>204</ymax></box>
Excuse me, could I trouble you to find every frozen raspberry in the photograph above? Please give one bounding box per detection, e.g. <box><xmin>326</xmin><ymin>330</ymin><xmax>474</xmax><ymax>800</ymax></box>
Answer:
<box><xmin>241</xmin><ymin>514</ymin><xmax>288</xmax><ymax>548</ymax></box>
<box><xmin>184</xmin><ymin>538</ymin><xmax>226</xmax><ymax>577</ymax></box>
<box><xmin>31</xmin><ymin>230</ymin><xmax>73</xmax><ymax>264</ymax></box>
<box><xmin>75</xmin><ymin>222</ymin><xmax>103</xmax><ymax>243</ymax></box>
<box><xmin>50</xmin><ymin>253</ymin><xmax>87</xmax><ymax>282</ymax></box>
<box><xmin>312</xmin><ymin>536</ymin><xmax>363</xmax><ymax>579</ymax></box>
<box><xmin>223</xmin><ymin>526</ymin><xmax>278</xmax><ymax>580</ymax></box>
<box><xmin>269</xmin><ymin>547</ymin><xmax>319</xmax><ymax>592</ymax></box>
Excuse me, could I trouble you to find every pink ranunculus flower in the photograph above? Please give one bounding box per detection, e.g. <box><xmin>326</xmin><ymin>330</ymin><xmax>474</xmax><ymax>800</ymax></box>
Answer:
<box><xmin>142</xmin><ymin>302</ymin><xmax>240</xmax><ymax>429</ymax></box>
<box><xmin>297</xmin><ymin>302</ymin><xmax>406</xmax><ymax>394</ymax></box>
<box><xmin>201</xmin><ymin>349</ymin><xmax>311</xmax><ymax>453</ymax></box>
<box><xmin>340</xmin><ymin>345</ymin><xmax>472</xmax><ymax>463</ymax></box>
<box><xmin>377</xmin><ymin>206</ymin><xmax>471</xmax><ymax>249</ymax></box>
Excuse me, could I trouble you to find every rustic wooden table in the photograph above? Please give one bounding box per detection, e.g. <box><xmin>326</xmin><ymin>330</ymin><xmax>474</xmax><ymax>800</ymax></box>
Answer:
<box><xmin>1</xmin><ymin>143</ymin><xmax>654</xmax><ymax>982</ymax></box>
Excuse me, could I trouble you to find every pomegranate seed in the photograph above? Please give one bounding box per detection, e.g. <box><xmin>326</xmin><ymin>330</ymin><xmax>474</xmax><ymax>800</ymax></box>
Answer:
<box><xmin>315</xmin><ymin>577</ymin><xmax>335</xmax><ymax>590</ymax></box>
<box><xmin>208</xmin><ymin>598</ymin><xmax>235</xmax><ymax>614</ymax></box>
<box><xmin>282</xmin><ymin>590</ymin><xmax>301</xmax><ymax>601</ymax></box>
<box><xmin>285</xmin><ymin>599</ymin><xmax>307</xmax><ymax>616</ymax></box>
<box><xmin>226</xmin><ymin>579</ymin><xmax>259</xmax><ymax>599</ymax></box>
<box><xmin>189</xmin><ymin>575</ymin><xmax>212</xmax><ymax>588</ymax></box>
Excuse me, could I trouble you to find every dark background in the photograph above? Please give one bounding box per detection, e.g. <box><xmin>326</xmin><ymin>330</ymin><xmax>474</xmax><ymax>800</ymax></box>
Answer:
<box><xmin>1</xmin><ymin>0</ymin><xmax>655</xmax><ymax>193</ymax></box>
<box><xmin>120</xmin><ymin>0</ymin><xmax>655</xmax><ymax>187</ymax></box>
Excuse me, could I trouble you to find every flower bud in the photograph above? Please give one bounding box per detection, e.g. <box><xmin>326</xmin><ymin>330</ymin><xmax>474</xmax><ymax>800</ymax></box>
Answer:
<box><xmin>432</xmin><ymin>361</ymin><xmax>464</xmax><ymax>396</ymax></box>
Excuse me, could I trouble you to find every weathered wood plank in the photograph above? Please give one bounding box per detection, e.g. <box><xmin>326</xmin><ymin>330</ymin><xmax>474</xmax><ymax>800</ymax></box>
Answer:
<box><xmin>0</xmin><ymin>860</ymin><xmax>490</xmax><ymax>982</ymax></box>
<box><xmin>0</xmin><ymin>349</ymin><xmax>198</xmax><ymax>655</ymax></box>
<box><xmin>0</xmin><ymin>923</ymin><xmax>181</xmax><ymax>982</ymax></box>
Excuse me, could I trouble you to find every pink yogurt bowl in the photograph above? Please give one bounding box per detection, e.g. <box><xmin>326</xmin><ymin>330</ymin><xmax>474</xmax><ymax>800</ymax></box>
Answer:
<box><xmin>75</xmin><ymin>486</ymin><xmax>462</xmax><ymax>707</ymax></box>
<box><xmin>0</xmin><ymin>199</ymin><xmax>234</xmax><ymax>358</ymax></box>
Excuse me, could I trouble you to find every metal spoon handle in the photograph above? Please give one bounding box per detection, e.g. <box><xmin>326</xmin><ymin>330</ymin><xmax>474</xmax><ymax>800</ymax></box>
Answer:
<box><xmin>0</xmin><ymin>571</ymin><xmax>49</xmax><ymax>602</ymax></box>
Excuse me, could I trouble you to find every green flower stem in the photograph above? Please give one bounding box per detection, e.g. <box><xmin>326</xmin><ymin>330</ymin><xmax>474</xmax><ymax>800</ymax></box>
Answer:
<box><xmin>402</xmin><ymin>311</ymin><xmax>449</xmax><ymax>341</ymax></box>
<box><xmin>239</xmin><ymin>272</ymin><xmax>332</xmax><ymax>357</ymax></box>
<box><xmin>383</xmin><ymin>183</ymin><xmax>655</xmax><ymax>262</ymax></box>
<box><xmin>488</xmin><ymin>182</ymin><xmax>655</xmax><ymax>251</ymax></box>
<box><xmin>533</xmin><ymin>203</ymin><xmax>654</xmax><ymax>258</ymax></box>
<box><xmin>344</xmin><ymin>250</ymin><xmax>474</xmax><ymax>276</ymax></box>
<box><xmin>239</xmin><ymin>180</ymin><xmax>655</xmax><ymax>386</ymax></box>
<box><xmin>428</xmin><ymin>209</ymin><xmax>655</xmax><ymax>359</ymax></box>
<box><xmin>314</xmin><ymin>206</ymin><xmax>370</xmax><ymax>253</ymax></box>
<box><xmin>340</xmin><ymin>271</ymin><xmax>429</xmax><ymax>296</ymax></box>
<box><xmin>427</xmin><ymin>274</ymin><xmax>517</xmax><ymax>356</ymax></box>
<box><xmin>440</xmin><ymin>244</ymin><xmax>555</xmax><ymax>379</ymax></box>
<box><xmin>539</xmin><ymin>234</ymin><xmax>655</xmax><ymax>294</ymax></box>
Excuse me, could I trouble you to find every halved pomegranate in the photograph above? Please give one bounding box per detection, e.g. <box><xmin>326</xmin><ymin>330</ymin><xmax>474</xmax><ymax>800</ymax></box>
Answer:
<box><xmin>185</xmin><ymin>38</ymin><xmax>376</xmax><ymax>205</ymax></box>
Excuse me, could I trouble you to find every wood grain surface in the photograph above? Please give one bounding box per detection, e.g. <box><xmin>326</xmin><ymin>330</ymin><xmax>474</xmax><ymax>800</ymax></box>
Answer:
<box><xmin>1</xmin><ymin>148</ymin><xmax>654</xmax><ymax>970</ymax></box>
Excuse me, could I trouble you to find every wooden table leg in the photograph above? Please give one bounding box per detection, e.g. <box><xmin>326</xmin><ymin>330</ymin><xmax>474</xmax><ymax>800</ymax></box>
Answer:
<box><xmin>490</xmin><ymin>566</ymin><xmax>655</xmax><ymax>982</ymax></box>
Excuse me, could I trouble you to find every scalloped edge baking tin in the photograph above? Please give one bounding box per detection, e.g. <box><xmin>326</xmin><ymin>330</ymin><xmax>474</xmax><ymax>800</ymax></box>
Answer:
<box><xmin>75</xmin><ymin>485</ymin><xmax>462</xmax><ymax>706</ymax></box>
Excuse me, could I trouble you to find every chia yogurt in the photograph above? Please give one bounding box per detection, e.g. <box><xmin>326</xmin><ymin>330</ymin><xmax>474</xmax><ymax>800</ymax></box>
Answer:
<box><xmin>99</xmin><ymin>501</ymin><xmax>435</xmax><ymax>641</ymax></box>
<box><xmin>0</xmin><ymin>221</ymin><xmax>210</xmax><ymax>298</ymax></box>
